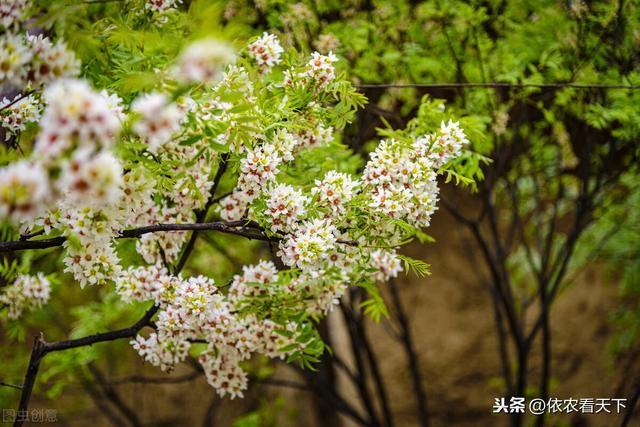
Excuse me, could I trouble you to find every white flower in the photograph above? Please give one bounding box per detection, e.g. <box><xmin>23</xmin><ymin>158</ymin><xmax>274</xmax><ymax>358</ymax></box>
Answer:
<box><xmin>0</xmin><ymin>273</ymin><xmax>51</xmax><ymax>319</ymax></box>
<box><xmin>0</xmin><ymin>94</ymin><xmax>41</xmax><ymax>140</ymax></box>
<box><xmin>264</xmin><ymin>183</ymin><xmax>308</xmax><ymax>233</ymax></box>
<box><xmin>238</xmin><ymin>143</ymin><xmax>282</xmax><ymax>193</ymax></box>
<box><xmin>304</xmin><ymin>51</ymin><xmax>338</xmax><ymax>87</ymax></box>
<box><xmin>174</xmin><ymin>38</ymin><xmax>236</xmax><ymax>84</ymax></box>
<box><xmin>0</xmin><ymin>0</ymin><xmax>29</xmax><ymax>30</ymax></box>
<box><xmin>132</xmin><ymin>93</ymin><xmax>183</xmax><ymax>153</ymax></box>
<box><xmin>0</xmin><ymin>33</ymin><xmax>32</xmax><ymax>85</ymax></box>
<box><xmin>34</xmin><ymin>79</ymin><xmax>121</xmax><ymax>160</ymax></box>
<box><xmin>247</xmin><ymin>32</ymin><xmax>283</xmax><ymax>72</ymax></box>
<box><xmin>145</xmin><ymin>0</ymin><xmax>182</xmax><ymax>13</ymax></box>
<box><xmin>370</xmin><ymin>249</ymin><xmax>403</xmax><ymax>282</ymax></box>
<box><xmin>215</xmin><ymin>190</ymin><xmax>252</xmax><ymax>221</ymax></box>
<box><xmin>278</xmin><ymin>218</ymin><xmax>337</xmax><ymax>269</ymax></box>
<box><xmin>0</xmin><ymin>160</ymin><xmax>49</xmax><ymax>224</ymax></box>
<box><xmin>99</xmin><ymin>89</ymin><xmax>126</xmax><ymax>122</ymax></box>
<box><xmin>58</xmin><ymin>149</ymin><xmax>124</xmax><ymax>209</ymax></box>
<box><xmin>313</xmin><ymin>171</ymin><xmax>359</xmax><ymax>216</ymax></box>
<box><xmin>26</xmin><ymin>34</ymin><xmax>80</xmax><ymax>87</ymax></box>
<box><xmin>363</xmin><ymin>138</ymin><xmax>441</xmax><ymax>228</ymax></box>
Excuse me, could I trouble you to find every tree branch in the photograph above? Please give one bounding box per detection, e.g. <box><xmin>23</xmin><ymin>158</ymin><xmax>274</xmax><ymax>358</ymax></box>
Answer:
<box><xmin>1</xmin><ymin>220</ymin><xmax>360</xmax><ymax>253</ymax></box>
<box><xmin>389</xmin><ymin>278</ymin><xmax>430</xmax><ymax>427</ymax></box>
<box><xmin>13</xmin><ymin>305</ymin><xmax>158</xmax><ymax>426</ymax></box>
<box><xmin>88</xmin><ymin>364</ymin><xmax>142</xmax><ymax>427</ymax></box>
<box><xmin>174</xmin><ymin>153</ymin><xmax>230</xmax><ymax>273</ymax></box>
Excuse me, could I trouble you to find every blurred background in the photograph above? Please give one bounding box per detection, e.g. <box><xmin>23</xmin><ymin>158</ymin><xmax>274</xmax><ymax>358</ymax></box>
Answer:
<box><xmin>1</xmin><ymin>0</ymin><xmax>639</xmax><ymax>426</ymax></box>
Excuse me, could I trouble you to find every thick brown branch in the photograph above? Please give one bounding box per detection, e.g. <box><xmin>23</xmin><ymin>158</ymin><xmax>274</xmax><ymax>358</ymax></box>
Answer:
<box><xmin>0</xmin><ymin>221</ymin><xmax>269</xmax><ymax>253</ymax></box>
<box><xmin>1</xmin><ymin>220</ymin><xmax>359</xmax><ymax>253</ymax></box>
<box><xmin>14</xmin><ymin>334</ymin><xmax>45</xmax><ymax>427</ymax></box>
<box><xmin>43</xmin><ymin>305</ymin><xmax>158</xmax><ymax>353</ymax></box>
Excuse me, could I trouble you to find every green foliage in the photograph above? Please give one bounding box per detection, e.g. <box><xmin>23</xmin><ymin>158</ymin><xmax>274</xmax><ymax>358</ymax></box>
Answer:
<box><xmin>397</xmin><ymin>254</ymin><xmax>431</xmax><ymax>278</ymax></box>
<box><xmin>358</xmin><ymin>279</ymin><xmax>390</xmax><ymax>322</ymax></box>
<box><xmin>233</xmin><ymin>397</ymin><xmax>294</xmax><ymax>427</ymax></box>
<box><xmin>575</xmin><ymin>173</ymin><xmax>640</xmax><ymax>354</ymax></box>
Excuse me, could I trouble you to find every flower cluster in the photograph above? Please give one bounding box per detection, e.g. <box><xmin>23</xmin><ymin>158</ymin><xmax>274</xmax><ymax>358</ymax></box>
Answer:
<box><xmin>116</xmin><ymin>264</ymin><xmax>174</xmax><ymax>304</ymax></box>
<box><xmin>63</xmin><ymin>241</ymin><xmax>122</xmax><ymax>288</ymax></box>
<box><xmin>0</xmin><ymin>160</ymin><xmax>49</xmax><ymax>224</ymax></box>
<box><xmin>296</xmin><ymin>121</ymin><xmax>334</xmax><ymax>149</ymax></box>
<box><xmin>26</xmin><ymin>34</ymin><xmax>80</xmax><ymax>87</ymax></box>
<box><xmin>291</xmin><ymin>270</ymin><xmax>349</xmax><ymax>315</ymax></box>
<box><xmin>0</xmin><ymin>33</ymin><xmax>31</xmax><ymax>86</ymax></box>
<box><xmin>59</xmin><ymin>203</ymin><xmax>124</xmax><ymax>287</ymax></box>
<box><xmin>0</xmin><ymin>0</ymin><xmax>28</xmax><ymax>30</ymax></box>
<box><xmin>0</xmin><ymin>273</ymin><xmax>51</xmax><ymax>319</ymax></box>
<box><xmin>282</xmin><ymin>51</ymin><xmax>338</xmax><ymax>89</ymax></box>
<box><xmin>34</xmin><ymin>79</ymin><xmax>121</xmax><ymax>160</ymax></box>
<box><xmin>58</xmin><ymin>149</ymin><xmax>124</xmax><ymax>208</ymax></box>
<box><xmin>304</xmin><ymin>52</ymin><xmax>338</xmax><ymax>87</ymax></box>
<box><xmin>174</xmin><ymin>38</ymin><xmax>236</xmax><ymax>84</ymax></box>
<box><xmin>364</xmin><ymin>138</ymin><xmax>439</xmax><ymax>228</ymax></box>
<box><xmin>263</xmin><ymin>183</ymin><xmax>308</xmax><ymax>233</ymax></box>
<box><xmin>228</xmin><ymin>260</ymin><xmax>279</xmax><ymax>305</ymax></box>
<box><xmin>145</xmin><ymin>0</ymin><xmax>182</xmax><ymax>13</ymax></box>
<box><xmin>0</xmin><ymin>94</ymin><xmax>41</xmax><ymax>140</ymax></box>
<box><xmin>313</xmin><ymin>171</ymin><xmax>359</xmax><ymax>217</ymax></box>
<box><xmin>416</xmin><ymin>120</ymin><xmax>470</xmax><ymax>169</ymax></box>
<box><xmin>123</xmin><ymin>265</ymin><xmax>301</xmax><ymax>398</ymax></box>
<box><xmin>0</xmin><ymin>32</ymin><xmax>79</xmax><ymax>90</ymax></box>
<box><xmin>238</xmin><ymin>143</ymin><xmax>282</xmax><ymax>193</ymax></box>
<box><xmin>370</xmin><ymin>249</ymin><xmax>403</xmax><ymax>282</ymax></box>
<box><xmin>278</xmin><ymin>219</ymin><xmax>337</xmax><ymax>269</ymax></box>
<box><xmin>0</xmin><ymin>78</ymin><xmax>129</xmax><ymax>287</ymax></box>
<box><xmin>216</xmin><ymin>190</ymin><xmax>252</xmax><ymax>222</ymax></box>
<box><xmin>132</xmin><ymin>93</ymin><xmax>184</xmax><ymax>154</ymax></box>
<box><xmin>248</xmin><ymin>32</ymin><xmax>284</xmax><ymax>73</ymax></box>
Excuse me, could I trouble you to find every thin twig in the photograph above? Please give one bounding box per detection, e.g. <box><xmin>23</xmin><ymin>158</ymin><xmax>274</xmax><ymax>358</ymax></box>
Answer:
<box><xmin>0</xmin><ymin>91</ymin><xmax>35</xmax><ymax>113</ymax></box>
<box><xmin>0</xmin><ymin>382</ymin><xmax>22</xmax><ymax>390</ymax></box>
